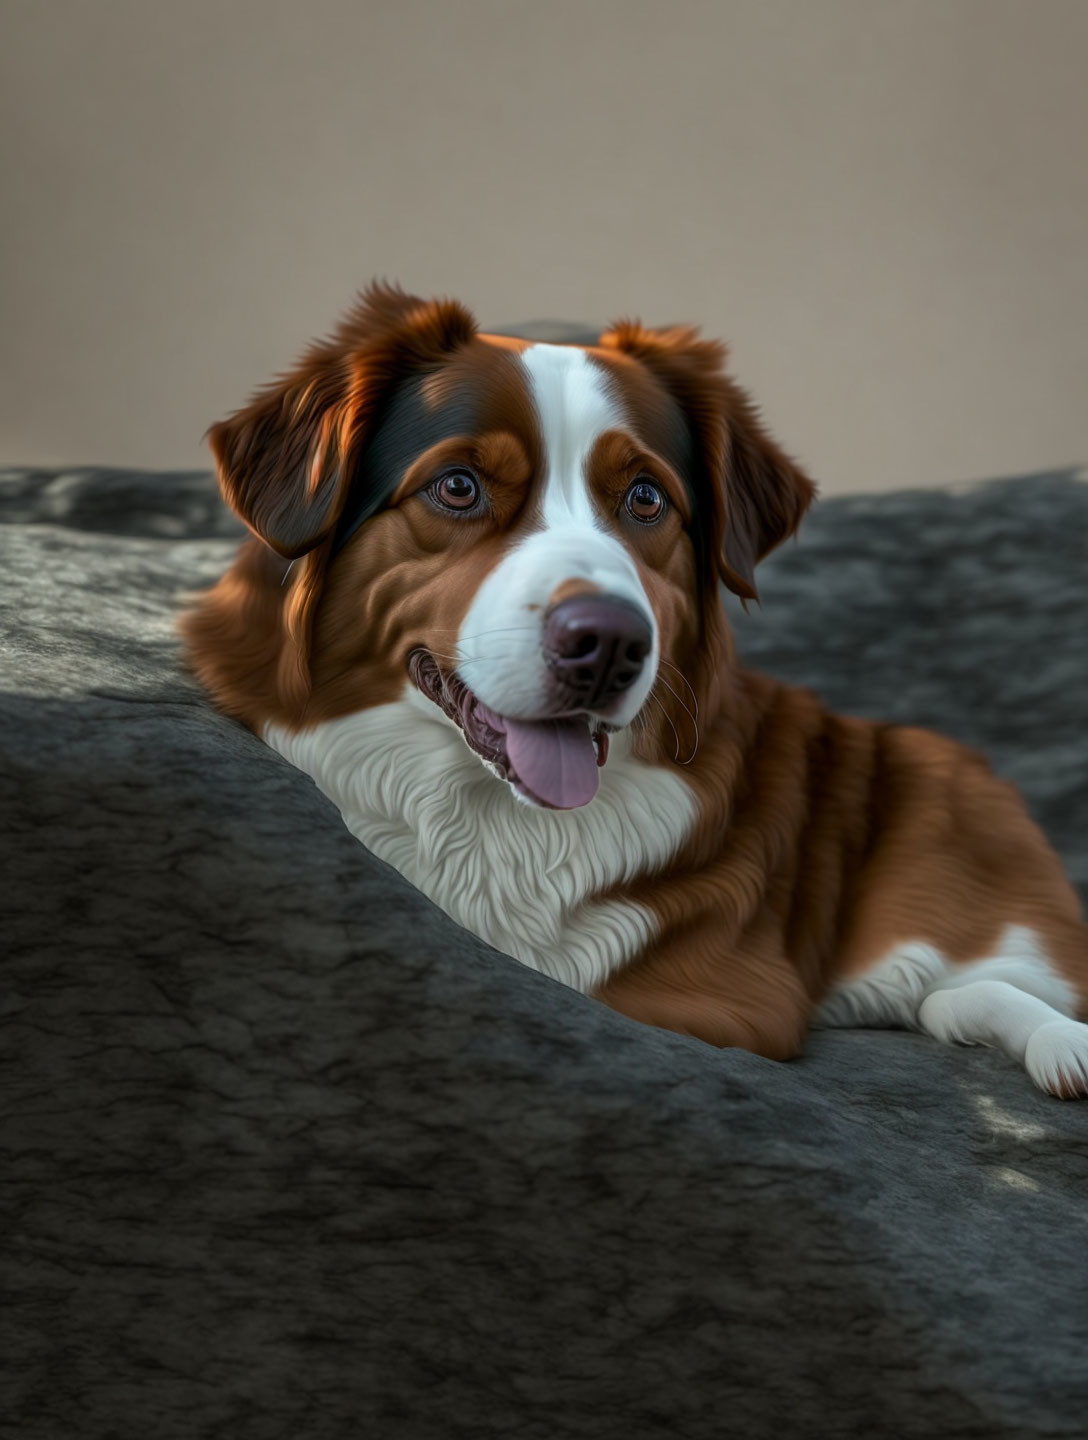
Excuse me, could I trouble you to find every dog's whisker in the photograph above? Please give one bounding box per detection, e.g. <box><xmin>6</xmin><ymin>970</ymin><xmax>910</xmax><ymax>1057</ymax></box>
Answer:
<box><xmin>646</xmin><ymin>688</ymin><xmax>683</xmax><ymax>765</ymax></box>
<box><xmin>655</xmin><ymin>672</ymin><xmax>698</xmax><ymax>731</ymax></box>
<box><xmin>658</xmin><ymin>658</ymin><xmax>699</xmax><ymax>722</ymax></box>
<box><xmin>654</xmin><ymin>674</ymin><xmax>700</xmax><ymax>763</ymax></box>
<box><xmin>651</xmin><ymin>679</ymin><xmax>699</xmax><ymax>765</ymax></box>
<box><xmin>427</xmin><ymin>626</ymin><xmax>539</xmax><ymax>643</ymax></box>
<box><xmin>417</xmin><ymin>649</ymin><xmax>527</xmax><ymax>667</ymax></box>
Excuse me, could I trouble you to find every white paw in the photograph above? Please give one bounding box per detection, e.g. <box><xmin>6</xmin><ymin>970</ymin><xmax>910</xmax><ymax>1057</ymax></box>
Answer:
<box><xmin>1024</xmin><ymin>1019</ymin><xmax>1088</xmax><ymax>1099</ymax></box>
<box><xmin>917</xmin><ymin>988</ymin><xmax>974</xmax><ymax>1046</ymax></box>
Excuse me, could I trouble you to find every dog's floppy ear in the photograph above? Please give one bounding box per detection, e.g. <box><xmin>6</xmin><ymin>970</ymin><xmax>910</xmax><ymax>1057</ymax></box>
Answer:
<box><xmin>209</xmin><ymin>356</ymin><xmax>355</xmax><ymax>560</ymax></box>
<box><xmin>599</xmin><ymin>320</ymin><xmax>816</xmax><ymax>601</ymax></box>
<box><xmin>209</xmin><ymin>282</ymin><xmax>477</xmax><ymax>558</ymax></box>
<box><xmin>714</xmin><ymin>375</ymin><xmax>816</xmax><ymax>602</ymax></box>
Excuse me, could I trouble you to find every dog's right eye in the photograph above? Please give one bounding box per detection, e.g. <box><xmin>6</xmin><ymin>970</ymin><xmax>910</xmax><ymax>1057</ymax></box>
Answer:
<box><xmin>431</xmin><ymin>469</ymin><xmax>481</xmax><ymax>512</ymax></box>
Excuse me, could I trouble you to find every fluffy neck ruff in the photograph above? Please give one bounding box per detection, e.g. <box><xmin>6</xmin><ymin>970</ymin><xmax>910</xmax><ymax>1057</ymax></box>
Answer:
<box><xmin>265</xmin><ymin>689</ymin><xmax>698</xmax><ymax>992</ymax></box>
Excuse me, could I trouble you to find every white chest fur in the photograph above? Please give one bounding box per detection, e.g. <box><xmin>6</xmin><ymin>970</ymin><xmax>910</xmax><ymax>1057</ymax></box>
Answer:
<box><xmin>265</xmin><ymin>695</ymin><xmax>697</xmax><ymax>992</ymax></box>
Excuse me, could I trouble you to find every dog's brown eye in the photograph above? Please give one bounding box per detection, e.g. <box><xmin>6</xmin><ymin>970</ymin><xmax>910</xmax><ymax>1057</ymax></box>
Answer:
<box><xmin>433</xmin><ymin>469</ymin><xmax>480</xmax><ymax>512</ymax></box>
<box><xmin>625</xmin><ymin>479</ymin><xmax>666</xmax><ymax>524</ymax></box>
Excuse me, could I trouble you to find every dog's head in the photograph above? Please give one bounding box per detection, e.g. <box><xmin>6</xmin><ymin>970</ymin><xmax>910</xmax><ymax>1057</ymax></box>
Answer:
<box><xmin>187</xmin><ymin>283</ymin><xmax>815</xmax><ymax>809</ymax></box>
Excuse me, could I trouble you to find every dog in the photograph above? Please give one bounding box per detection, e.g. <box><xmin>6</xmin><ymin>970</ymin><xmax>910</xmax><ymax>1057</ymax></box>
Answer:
<box><xmin>182</xmin><ymin>282</ymin><xmax>1088</xmax><ymax>1098</ymax></box>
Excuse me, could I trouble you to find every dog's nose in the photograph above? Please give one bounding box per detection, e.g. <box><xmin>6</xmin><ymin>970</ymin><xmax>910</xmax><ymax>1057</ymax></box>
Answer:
<box><xmin>543</xmin><ymin>594</ymin><xmax>653</xmax><ymax>709</ymax></box>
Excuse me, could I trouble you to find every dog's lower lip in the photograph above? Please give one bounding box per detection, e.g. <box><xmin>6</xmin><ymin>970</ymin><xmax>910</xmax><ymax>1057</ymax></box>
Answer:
<box><xmin>407</xmin><ymin>648</ymin><xmax>610</xmax><ymax>803</ymax></box>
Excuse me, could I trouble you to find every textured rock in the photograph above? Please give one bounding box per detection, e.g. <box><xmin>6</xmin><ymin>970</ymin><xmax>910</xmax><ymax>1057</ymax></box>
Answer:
<box><xmin>2</xmin><ymin>465</ymin><xmax>1087</xmax><ymax>1439</ymax></box>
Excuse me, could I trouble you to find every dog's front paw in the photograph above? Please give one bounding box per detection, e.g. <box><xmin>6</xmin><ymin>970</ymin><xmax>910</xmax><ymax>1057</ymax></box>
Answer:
<box><xmin>1024</xmin><ymin>1019</ymin><xmax>1088</xmax><ymax>1099</ymax></box>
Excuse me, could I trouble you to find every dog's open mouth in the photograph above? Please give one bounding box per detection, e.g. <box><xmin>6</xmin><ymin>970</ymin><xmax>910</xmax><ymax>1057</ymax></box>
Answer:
<box><xmin>408</xmin><ymin>649</ymin><xmax>611</xmax><ymax>810</ymax></box>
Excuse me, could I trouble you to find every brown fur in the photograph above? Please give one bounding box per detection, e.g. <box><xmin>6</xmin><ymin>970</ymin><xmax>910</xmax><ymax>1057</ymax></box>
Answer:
<box><xmin>595</xmin><ymin>667</ymin><xmax>1087</xmax><ymax>1056</ymax></box>
<box><xmin>182</xmin><ymin>285</ymin><xmax>1088</xmax><ymax>1068</ymax></box>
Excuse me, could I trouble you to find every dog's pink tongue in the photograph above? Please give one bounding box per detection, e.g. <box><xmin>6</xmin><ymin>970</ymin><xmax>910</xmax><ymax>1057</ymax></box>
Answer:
<box><xmin>503</xmin><ymin>717</ymin><xmax>599</xmax><ymax>809</ymax></box>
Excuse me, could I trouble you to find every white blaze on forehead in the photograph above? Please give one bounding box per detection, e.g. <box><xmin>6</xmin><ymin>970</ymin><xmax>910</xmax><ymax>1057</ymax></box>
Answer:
<box><xmin>456</xmin><ymin>341</ymin><xmax>658</xmax><ymax>722</ymax></box>
<box><xmin>518</xmin><ymin>342</ymin><xmax>621</xmax><ymax>528</ymax></box>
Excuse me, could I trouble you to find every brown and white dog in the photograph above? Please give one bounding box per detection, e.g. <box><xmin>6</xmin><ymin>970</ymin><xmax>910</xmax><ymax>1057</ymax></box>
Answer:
<box><xmin>182</xmin><ymin>282</ymin><xmax>1088</xmax><ymax>1097</ymax></box>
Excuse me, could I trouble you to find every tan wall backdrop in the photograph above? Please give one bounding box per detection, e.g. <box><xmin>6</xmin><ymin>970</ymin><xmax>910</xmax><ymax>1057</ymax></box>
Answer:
<box><xmin>2</xmin><ymin>0</ymin><xmax>1086</xmax><ymax>495</ymax></box>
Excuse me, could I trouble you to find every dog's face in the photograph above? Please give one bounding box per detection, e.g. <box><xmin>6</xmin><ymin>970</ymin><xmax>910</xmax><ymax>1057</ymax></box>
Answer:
<box><xmin>201</xmin><ymin>285</ymin><xmax>815</xmax><ymax>808</ymax></box>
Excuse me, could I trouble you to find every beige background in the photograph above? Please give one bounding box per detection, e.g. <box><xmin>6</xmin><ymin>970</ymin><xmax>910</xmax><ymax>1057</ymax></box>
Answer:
<box><xmin>2</xmin><ymin>0</ymin><xmax>1086</xmax><ymax>495</ymax></box>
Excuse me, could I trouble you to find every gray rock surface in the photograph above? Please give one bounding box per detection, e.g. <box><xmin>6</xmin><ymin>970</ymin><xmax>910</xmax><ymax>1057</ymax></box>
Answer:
<box><xmin>2</xmin><ymin>464</ymin><xmax>1087</xmax><ymax>1439</ymax></box>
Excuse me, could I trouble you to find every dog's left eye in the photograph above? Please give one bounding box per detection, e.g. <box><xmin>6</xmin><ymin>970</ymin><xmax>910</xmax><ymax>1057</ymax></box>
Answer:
<box><xmin>625</xmin><ymin>478</ymin><xmax>666</xmax><ymax>524</ymax></box>
<box><xmin>432</xmin><ymin>469</ymin><xmax>481</xmax><ymax>512</ymax></box>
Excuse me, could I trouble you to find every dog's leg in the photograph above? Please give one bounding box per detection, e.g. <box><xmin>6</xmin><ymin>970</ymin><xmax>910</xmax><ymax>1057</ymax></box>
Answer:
<box><xmin>918</xmin><ymin>980</ymin><xmax>1088</xmax><ymax>1098</ymax></box>
<box><xmin>594</xmin><ymin>930</ymin><xmax>812</xmax><ymax>1062</ymax></box>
